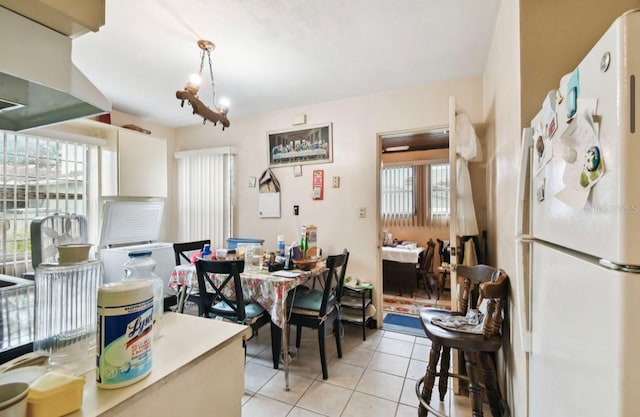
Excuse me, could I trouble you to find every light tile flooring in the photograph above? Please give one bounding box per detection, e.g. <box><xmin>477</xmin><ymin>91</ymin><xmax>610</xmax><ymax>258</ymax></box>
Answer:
<box><xmin>242</xmin><ymin>322</ymin><xmax>487</xmax><ymax>417</ymax></box>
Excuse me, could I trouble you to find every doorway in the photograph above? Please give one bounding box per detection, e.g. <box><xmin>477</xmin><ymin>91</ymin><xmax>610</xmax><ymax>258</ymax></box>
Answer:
<box><xmin>378</xmin><ymin>127</ymin><xmax>453</xmax><ymax>319</ymax></box>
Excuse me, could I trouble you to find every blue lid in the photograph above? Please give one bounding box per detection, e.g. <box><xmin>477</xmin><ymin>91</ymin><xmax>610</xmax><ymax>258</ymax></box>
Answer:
<box><xmin>128</xmin><ymin>251</ymin><xmax>152</xmax><ymax>258</ymax></box>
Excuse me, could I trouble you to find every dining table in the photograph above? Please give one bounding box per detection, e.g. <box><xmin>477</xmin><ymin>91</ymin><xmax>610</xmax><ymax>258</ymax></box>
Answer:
<box><xmin>381</xmin><ymin>245</ymin><xmax>425</xmax><ymax>296</ymax></box>
<box><xmin>169</xmin><ymin>262</ymin><xmax>326</xmax><ymax>391</ymax></box>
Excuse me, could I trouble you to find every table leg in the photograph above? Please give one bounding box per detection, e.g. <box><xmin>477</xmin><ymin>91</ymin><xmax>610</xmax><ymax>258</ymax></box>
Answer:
<box><xmin>283</xmin><ymin>317</ymin><xmax>290</xmax><ymax>391</ymax></box>
<box><xmin>177</xmin><ymin>284</ymin><xmax>187</xmax><ymax>314</ymax></box>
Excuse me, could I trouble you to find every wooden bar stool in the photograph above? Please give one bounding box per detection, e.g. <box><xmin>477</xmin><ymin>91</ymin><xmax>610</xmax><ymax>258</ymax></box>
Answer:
<box><xmin>416</xmin><ymin>264</ymin><xmax>509</xmax><ymax>417</ymax></box>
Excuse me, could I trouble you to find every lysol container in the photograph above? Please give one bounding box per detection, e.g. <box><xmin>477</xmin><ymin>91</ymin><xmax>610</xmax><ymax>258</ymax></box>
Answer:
<box><xmin>123</xmin><ymin>251</ymin><xmax>163</xmax><ymax>339</ymax></box>
<box><xmin>96</xmin><ymin>280</ymin><xmax>153</xmax><ymax>389</ymax></box>
<box><xmin>34</xmin><ymin>260</ymin><xmax>103</xmax><ymax>374</ymax></box>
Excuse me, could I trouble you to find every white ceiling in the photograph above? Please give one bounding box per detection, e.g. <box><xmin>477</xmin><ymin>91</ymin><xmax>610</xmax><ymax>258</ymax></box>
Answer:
<box><xmin>71</xmin><ymin>0</ymin><xmax>501</xmax><ymax>128</ymax></box>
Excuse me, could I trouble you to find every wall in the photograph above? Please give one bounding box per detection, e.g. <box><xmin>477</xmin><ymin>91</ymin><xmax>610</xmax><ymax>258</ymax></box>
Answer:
<box><xmin>174</xmin><ymin>77</ymin><xmax>484</xmax><ymax>322</ymax></box>
<box><xmin>484</xmin><ymin>1</ymin><xmax>640</xmax><ymax>416</ymax></box>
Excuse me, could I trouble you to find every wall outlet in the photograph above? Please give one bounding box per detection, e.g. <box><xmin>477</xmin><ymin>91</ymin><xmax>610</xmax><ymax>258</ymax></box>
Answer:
<box><xmin>332</xmin><ymin>176</ymin><xmax>340</xmax><ymax>188</ymax></box>
<box><xmin>359</xmin><ymin>206</ymin><xmax>366</xmax><ymax>218</ymax></box>
<box><xmin>294</xmin><ymin>205</ymin><xmax>299</xmax><ymax>215</ymax></box>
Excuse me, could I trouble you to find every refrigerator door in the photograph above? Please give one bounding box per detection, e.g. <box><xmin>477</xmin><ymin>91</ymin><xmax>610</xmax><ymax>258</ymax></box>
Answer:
<box><xmin>529</xmin><ymin>241</ymin><xmax>640</xmax><ymax>417</ymax></box>
<box><xmin>530</xmin><ymin>11</ymin><xmax>640</xmax><ymax>267</ymax></box>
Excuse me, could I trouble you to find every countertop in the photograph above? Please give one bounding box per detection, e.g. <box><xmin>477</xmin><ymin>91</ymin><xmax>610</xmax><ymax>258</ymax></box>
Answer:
<box><xmin>71</xmin><ymin>312</ymin><xmax>252</xmax><ymax>416</ymax></box>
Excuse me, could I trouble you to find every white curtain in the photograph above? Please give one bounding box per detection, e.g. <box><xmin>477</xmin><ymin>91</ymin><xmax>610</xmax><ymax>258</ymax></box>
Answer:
<box><xmin>456</xmin><ymin>113</ymin><xmax>482</xmax><ymax>236</ymax></box>
<box><xmin>175</xmin><ymin>147</ymin><xmax>236</xmax><ymax>249</ymax></box>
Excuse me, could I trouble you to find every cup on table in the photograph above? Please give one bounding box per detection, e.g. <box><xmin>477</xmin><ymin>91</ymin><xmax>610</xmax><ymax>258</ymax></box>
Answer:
<box><xmin>216</xmin><ymin>249</ymin><xmax>228</xmax><ymax>260</ymax></box>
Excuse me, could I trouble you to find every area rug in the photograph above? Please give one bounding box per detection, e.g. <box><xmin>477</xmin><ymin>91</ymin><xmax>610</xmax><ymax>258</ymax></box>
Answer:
<box><xmin>383</xmin><ymin>296</ymin><xmax>451</xmax><ymax>316</ymax></box>
<box><xmin>383</xmin><ymin>313</ymin><xmax>426</xmax><ymax>337</ymax></box>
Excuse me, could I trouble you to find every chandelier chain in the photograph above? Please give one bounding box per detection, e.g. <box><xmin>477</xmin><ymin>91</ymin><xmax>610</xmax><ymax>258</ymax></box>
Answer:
<box><xmin>206</xmin><ymin>50</ymin><xmax>217</xmax><ymax>108</ymax></box>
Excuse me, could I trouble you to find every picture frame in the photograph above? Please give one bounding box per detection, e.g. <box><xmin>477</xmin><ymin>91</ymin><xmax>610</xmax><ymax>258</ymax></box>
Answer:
<box><xmin>267</xmin><ymin>123</ymin><xmax>333</xmax><ymax>168</ymax></box>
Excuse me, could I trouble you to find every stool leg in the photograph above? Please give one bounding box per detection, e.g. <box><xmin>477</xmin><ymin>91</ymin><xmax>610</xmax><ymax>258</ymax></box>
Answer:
<box><xmin>479</xmin><ymin>352</ymin><xmax>502</xmax><ymax>417</ymax></box>
<box><xmin>438</xmin><ymin>346</ymin><xmax>451</xmax><ymax>401</ymax></box>
<box><xmin>419</xmin><ymin>342</ymin><xmax>442</xmax><ymax>417</ymax></box>
<box><xmin>464</xmin><ymin>351</ymin><xmax>484</xmax><ymax>417</ymax></box>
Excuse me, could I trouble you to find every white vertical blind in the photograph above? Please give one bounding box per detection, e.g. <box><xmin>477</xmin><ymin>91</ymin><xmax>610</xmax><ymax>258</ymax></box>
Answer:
<box><xmin>430</xmin><ymin>162</ymin><xmax>450</xmax><ymax>227</ymax></box>
<box><xmin>175</xmin><ymin>148</ymin><xmax>236</xmax><ymax>249</ymax></box>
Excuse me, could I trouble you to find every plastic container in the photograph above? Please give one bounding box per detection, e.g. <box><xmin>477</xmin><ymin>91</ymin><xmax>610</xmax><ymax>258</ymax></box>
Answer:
<box><xmin>34</xmin><ymin>260</ymin><xmax>103</xmax><ymax>374</ymax></box>
<box><xmin>27</xmin><ymin>372</ymin><xmax>84</xmax><ymax>417</ymax></box>
<box><xmin>277</xmin><ymin>235</ymin><xmax>286</xmax><ymax>256</ymax></box>
<box><xmin>201</xmin><ymin>244</ymin><xmax>211</xmax><ymax>258</ymax></box>
<box><xmin>97</xmin><ymin>280</ymin><xmax>153</xmax><ymax>389</ymax></box>
<box><xmin>0</xmin><ymin>382</ymin><xmax>28</xmax><ymax>417</ymax></box>
<box><xmin>123</xmin><ymin>251</ymin><xmax>163</xmax><ymax>340</ymax></box>
<box><xmin>226</xmin><ymin>238</ymin><xmax>265</xmax><ymax>250</ymax></box>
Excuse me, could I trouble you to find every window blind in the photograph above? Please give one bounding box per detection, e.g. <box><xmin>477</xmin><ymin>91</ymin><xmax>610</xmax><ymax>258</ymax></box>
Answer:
<box><xmin>175</xmin><ymin>148</ymin><xmax>236</xmax><ymax>249</ymax></box>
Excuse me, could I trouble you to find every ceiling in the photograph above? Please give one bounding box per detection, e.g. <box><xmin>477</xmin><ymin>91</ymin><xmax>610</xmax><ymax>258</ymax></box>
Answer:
<box><xmin>71</xmin><ymin>0</ymin><xmax>501</xmax><ymax>129</ymax></box>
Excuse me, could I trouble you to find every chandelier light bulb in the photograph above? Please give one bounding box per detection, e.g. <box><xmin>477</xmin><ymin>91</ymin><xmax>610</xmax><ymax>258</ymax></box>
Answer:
<box><xmin>185</xmin><ymin>73</ymin><xmax>201</xmax><ymax>95</ymax></box>
<box><xmin>218</xmin><ymin>97</ymin><xmax>230</xmax><ymax>115</ymax></box>
<box><xmin>189</xmin><ymin>73</ymin><xmax>202</xmax><ymax>86</ymax></box>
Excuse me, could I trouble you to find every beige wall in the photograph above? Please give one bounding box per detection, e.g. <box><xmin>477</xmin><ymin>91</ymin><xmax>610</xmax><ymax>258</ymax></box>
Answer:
<box><xmin>173</xmin><ymin>77</ymin><xmax>484</xmax><ymax>322</ymax></box>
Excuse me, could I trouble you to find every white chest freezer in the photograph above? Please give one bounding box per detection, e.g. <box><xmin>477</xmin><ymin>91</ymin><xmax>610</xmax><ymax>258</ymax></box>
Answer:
<box><xmin>98</xmin><ymin>201</ymin><xmax>175</xmax><ymax>294</ymax></box>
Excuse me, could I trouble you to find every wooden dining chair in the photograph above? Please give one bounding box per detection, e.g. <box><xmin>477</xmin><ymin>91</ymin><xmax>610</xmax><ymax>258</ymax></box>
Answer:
<box><xmin>435</xmin><ymin>239</ymin><xmax>451</xmax><ymax>300</ymax></box>
<box><xmin>195</xmin><ymin>259</ymin><xmax>271</xmax><ymax>339</ymax></box>
<box><xmin>287</xmin><ymin>249</ymin><xmax>349</xmax><ymax>380</ymax></box>
<box><xmin>173</xmin><ymin>239</ymin><xmax>210</xmax><ymax>265</ymax></box>
<box><xmin>416</xmin><ymin>239</ymin><xmax>435</xmax><ymax>298</ymax></box>
<box><xmin>417</xmin><ymin>264</ymin><xmax>509</xmax><ymax>417</ymax></box>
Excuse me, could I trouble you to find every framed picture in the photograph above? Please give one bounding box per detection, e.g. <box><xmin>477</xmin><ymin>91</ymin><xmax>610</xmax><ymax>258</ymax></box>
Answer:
<box><xmin>268</xmin><ymin>123</ymin><xmax>332</xmax><ymax>168</ymax></box>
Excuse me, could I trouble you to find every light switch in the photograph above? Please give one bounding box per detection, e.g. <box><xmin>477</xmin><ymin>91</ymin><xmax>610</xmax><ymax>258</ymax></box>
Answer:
<box><xmin>332</xmin><ymin>176</ymin><xmax>340</xmax><ymax>188</ymax></box>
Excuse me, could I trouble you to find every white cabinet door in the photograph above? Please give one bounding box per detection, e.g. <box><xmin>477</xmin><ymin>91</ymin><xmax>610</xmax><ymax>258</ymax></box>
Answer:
<box><xmin>117</xmin><ymin>129</ymin><xmax>167</xmax><ymax>197</ymax></box>
<box><xmin>100</xmin><ymin>128</ymin><xmax>167</xmax><ymax>198</ymax></box>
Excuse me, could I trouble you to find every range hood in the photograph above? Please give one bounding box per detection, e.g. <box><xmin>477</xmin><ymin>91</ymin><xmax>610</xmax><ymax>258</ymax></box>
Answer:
<box><xmin>0</xmin><ymin>7</ymin><xmax>110</xmax><ymax>132</ymax></box>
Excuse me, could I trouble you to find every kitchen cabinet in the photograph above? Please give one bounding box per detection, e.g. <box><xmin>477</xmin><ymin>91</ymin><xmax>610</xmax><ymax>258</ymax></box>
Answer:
<box><xmin>340</xmin><ymin>284</ymin><xmax>373</xmax><ymax>340</ymax></box>
<box><xmin>100</xmin><ymin>126</ymin><xmax>168</xmax><ymax>198</ymax></box>
<box><xmin>0</xmin><ymin>0</ymin><xmax>105</xmax><ymax>37</ymax></box>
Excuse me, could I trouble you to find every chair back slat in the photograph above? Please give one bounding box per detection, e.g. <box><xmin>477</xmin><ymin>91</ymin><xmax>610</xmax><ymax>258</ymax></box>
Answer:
<box><xmin>456</xmin><ymin>264</ymin><xmax>509</xmax><ymax>339</ymax></box>
<box><xmin>420</xmin><ymin>239</ymin><xmax>436</xmax><ymax>273</ymax></box>
<box><xmin>320</xmin><ymin>249</ymin><xmax>349</xmax><ymax>316</ymax></box>
<box><xmin>195</xmin><ymin>259</ymin><xmax>246</xmax><ymax>322</ymax></box>
<box><xmin>173</xmin><ymin>239</ymin><xmax>211</xmax><ymax>265</ymax></box>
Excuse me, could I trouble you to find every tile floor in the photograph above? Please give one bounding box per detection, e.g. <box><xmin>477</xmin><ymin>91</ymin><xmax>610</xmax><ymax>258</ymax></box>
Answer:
<box><xmin>242</xmin><ymin>322</ymin><xmax>489</xmax><ymax>416</ymax></box>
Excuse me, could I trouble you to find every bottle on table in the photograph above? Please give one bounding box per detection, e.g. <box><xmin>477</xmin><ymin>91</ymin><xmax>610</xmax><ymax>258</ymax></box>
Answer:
<box><xmin>277</xmin><ymin>235</ymin><xmax>286</xmax><ymax>256</ymax></box>
<box><xmin>201</xmin><ymin>244</ymin><xmax>212</xmax><ymax>259</ymax></box>
<box><xmin>123</xmin><ymin>251</ymin><xmax>163</xmax><ymax>340</ymax></box>
<box><xmin>300</xmin><ymin>227</ymin><xmax>308</xmax><ymax>258</ymax></box>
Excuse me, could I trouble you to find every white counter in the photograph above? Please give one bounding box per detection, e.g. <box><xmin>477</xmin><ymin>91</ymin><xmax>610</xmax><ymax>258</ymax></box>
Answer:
<box><xmin>71</xmin><ymin>313</ymin><xmax>252</xmax><ymax>417</ymax></box>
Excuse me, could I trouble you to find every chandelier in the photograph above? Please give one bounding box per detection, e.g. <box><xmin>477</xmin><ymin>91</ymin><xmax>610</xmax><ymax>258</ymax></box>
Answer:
<box><xmin>176</xmin><ymin>39</ymin><xmax>230</xmax><ymax>130</ymax></box>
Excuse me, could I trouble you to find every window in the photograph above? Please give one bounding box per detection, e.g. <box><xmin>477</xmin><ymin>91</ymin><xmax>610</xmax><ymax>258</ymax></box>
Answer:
<box><xmin>0</xmin><ymin>131</ymin><xmax>97</xmax><ymax>276</ymax></box>
<box><xmin>175</xmin><ymin>147</ymin><xmax>236</xmax><ymax>249</ymax></box>
<box><xmin>430</xmin><ymin>163</ymin><xmax>451</xmax><ymax>217</ymax></box>
<box><xmin>381</xmin><ymin>162</ymin><xmax>450</xmax><ymax>227</ymax></box>
<box><xmin>381</xmin><ymin>166</ymin><xmax>416</xmax><ymax>217</ymax></box>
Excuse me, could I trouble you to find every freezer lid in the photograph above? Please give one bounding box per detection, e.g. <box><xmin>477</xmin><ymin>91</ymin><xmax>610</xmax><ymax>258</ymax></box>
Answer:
<box><xmin>99</xmin><ymin>201</ymin><xmax>164</xmax><ymax>247</ymax></box>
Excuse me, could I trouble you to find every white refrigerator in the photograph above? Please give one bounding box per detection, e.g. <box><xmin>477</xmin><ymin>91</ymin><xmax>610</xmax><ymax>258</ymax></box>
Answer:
<box><xmin>516</xmin><ymin>10</ymin><xmax>640</xmax><ymax>417</ymax></box>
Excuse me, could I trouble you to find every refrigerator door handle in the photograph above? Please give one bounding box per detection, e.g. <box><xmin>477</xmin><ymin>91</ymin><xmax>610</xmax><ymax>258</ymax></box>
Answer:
<box><xmin>515</xmin><ymin>127</ymin><xmax>534</xmax><ymax>353</ymax></box>
<box><xmin>516</xmin><ymin>127</ymin><xmax>534</xmax><ymax>237</ymax></box>
<box><xmin>515</xmin><ymin>237</ymin><xmax>533</xmax><ymax>352</ymax></box>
